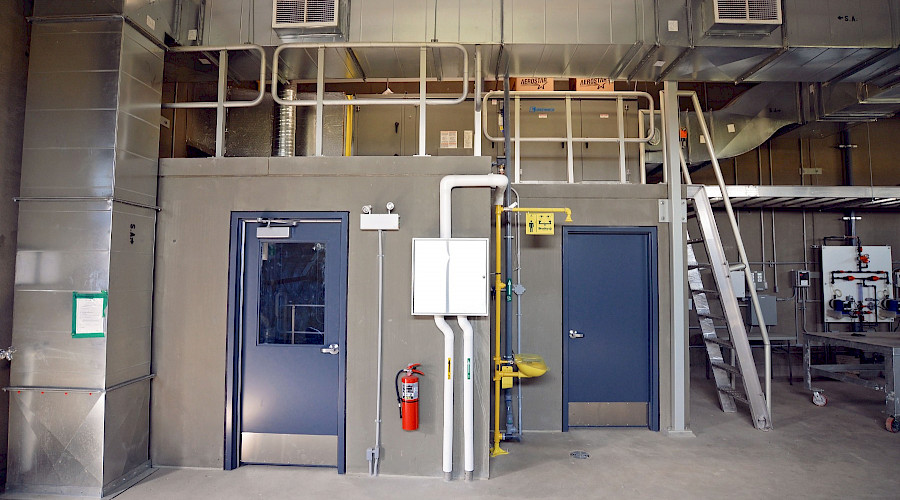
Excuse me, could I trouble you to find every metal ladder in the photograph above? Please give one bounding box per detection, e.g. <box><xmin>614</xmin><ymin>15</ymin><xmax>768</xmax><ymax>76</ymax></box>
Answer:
<box><xmin>687</xmin><ymin>188</ymin><xmax>772</xmax><ymax>431</ymax></box>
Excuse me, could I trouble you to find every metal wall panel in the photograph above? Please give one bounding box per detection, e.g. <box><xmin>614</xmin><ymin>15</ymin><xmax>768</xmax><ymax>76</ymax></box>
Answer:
<box><xmin>33</xmin><ymin>0</ymin><xmax>125</xmax><ymax>18</ymax></box>
<box><xmin>204</xmin><ymin>0</ymin><xmax>245</xmax><ymax>45</ymax></box>
<box><xmin>24</xmin><ymin>110</ymin><xmax>118</xmax><ymax>150</ymax></box>
<box><xmin>784</xmin><ymin>0</ymin><xmax>893</xmax><ymax>48</ymax></box>
<box><xmin>546</xmin><ymin>0</ymin><xmax>578</xmax><ymax>44</ymax></box>
<box><xmin>6</xmin><ymin>392</ymin><xmax>106</xmax><ymax>497</ymax></box>
<box><xmin>510</xmin><ymin>0</ymin><xmax>545</xmax><ymax>43</ymax></box>
<box><xmin>28</xmin><ymin>23</ymin><xmax>123</xmax><ymax>74</ymax></box>
<box><xmin>458</xmin><ymin>0</ymin><xmax>495</xmax><ymax>42</ymax></box>
<box><xmin>392</xmin><ymin>0</ymin><xmax>428</xmax><ymax>42</ymax></box>
<box><xmin>10</xmin><ymin>292</ymin><xmax>108</xmax><ymax>388</ymax></box>
<box><xmin>102</xmin><ymin>381</ymin><xmax>151</xmax><ymax>492</ymax></box>
<box><xmin>20</xmin><ymin>149</ymin><xmax>116</xmax><ymax>199</ymax></box>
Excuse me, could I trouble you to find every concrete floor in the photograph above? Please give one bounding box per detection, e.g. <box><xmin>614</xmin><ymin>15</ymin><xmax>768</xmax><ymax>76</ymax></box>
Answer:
<box><xmin>109</xmin><ymin>370</ymin><xmax>899</xmax><ymax>500</ymax></box>
<box><xmin>6</xmin><ymin>369</ymin><xmax>898</xmax><ymax>500</ymax></box>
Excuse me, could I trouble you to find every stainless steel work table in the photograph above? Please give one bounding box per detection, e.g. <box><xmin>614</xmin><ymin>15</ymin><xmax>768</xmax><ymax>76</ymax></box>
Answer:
<box><xmin>804</xmin><ymin>332</ymin><xmax>900</xmax><ymax>432</ymax></box>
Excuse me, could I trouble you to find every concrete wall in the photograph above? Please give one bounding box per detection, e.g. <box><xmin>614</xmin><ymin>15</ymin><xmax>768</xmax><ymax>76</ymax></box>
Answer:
<box><xmin>0</xmin><ymin>1</ymin><xmax>29</xmax><ymax>469</ymax></box>
<box><xmin>152</xmin><ymin>156</ymin><xmax>493</xmax><ymax>478</ymax></box>
<box><xmin>509</xmin><ymin>184</ymin><xmax>676</xmax><ymax>431</ymax></box>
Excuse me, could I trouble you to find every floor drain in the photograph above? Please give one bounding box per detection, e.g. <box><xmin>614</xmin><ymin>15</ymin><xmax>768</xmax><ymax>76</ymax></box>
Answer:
<box><xmin>570</xmin><ymin>450</ymin><xmax>590</xmax><ymax>459</ymax></box>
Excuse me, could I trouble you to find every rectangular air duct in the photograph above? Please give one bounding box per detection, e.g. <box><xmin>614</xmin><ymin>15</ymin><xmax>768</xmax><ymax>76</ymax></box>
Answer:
<box><xmin>704</xmin><ymin>0</ymin><xmax>782</xmax><ymax>36</ymax></box>
<box><xmin>7</xmin><ymin>10</ymin><xmax>162</xmax><ymax>497</ymax></box>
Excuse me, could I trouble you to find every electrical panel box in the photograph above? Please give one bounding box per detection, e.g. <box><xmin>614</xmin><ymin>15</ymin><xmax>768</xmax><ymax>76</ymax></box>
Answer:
<box><xmin>411</xmin><ymin>238</ymin><xmax>489</xmax><ymax>316</ymax></box>
<box><xmin>790</xmin><ymin>270</ymin><xmax>810</xmax><ymax>288</ymax></box>
<box><xmin>821</xmin><ymin>246</ymin><xmax>894</xmax><ymax>324</ymax></box>
<box><xmin>747</xmin><ymin>294</ymin><xmax>777</xmax><ymax>326</ymax></box>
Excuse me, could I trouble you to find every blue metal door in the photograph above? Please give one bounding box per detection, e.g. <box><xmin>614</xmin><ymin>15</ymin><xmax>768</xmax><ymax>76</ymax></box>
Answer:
<box><xmin>562</xmin><ymin>227</ymin><xmax>658</xmax><ymax>431</ymax></box>
<box><xmin>232</xmin><ymin>214</ymin><xmax>348</xmax><ymax>469</ymax></box>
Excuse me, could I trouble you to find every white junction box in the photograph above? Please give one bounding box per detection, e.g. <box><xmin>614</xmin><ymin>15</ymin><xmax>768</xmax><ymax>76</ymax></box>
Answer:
<box><xmin>821</xmin><ymin>245</ymin><xmax>894</xmax><ymax>323</ymax></box>
<box><xmin>411</xmin><ymin>238</ymin><xmax>489</xmax><ymax>316</ymax></box>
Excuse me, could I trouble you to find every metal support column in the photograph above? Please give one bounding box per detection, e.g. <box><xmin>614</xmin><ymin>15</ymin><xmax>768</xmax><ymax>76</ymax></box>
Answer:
<box><xmin>663</xmin><ymin>82</ymin><xmax>690</xmax><ymax>434</ymax></box>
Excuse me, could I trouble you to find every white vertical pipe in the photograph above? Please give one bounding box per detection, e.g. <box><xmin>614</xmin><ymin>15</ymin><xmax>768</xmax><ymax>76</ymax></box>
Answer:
<box><xmin>457</xmin><ymin>316</ymin><xmax>474</xmax><ymax>479</ymax></box>
<box><xmin>435</xmin><ymin>174</ymin><xmax>508</xmax><ymax>480</ymax></box>
<box><xmin>433</xmin><ymin>315</ymin><xmax>454</xmax><ymax>480</ymax></box>
<box><xmin>638</xmin><ymin>111</ymin><xmax>647</xmax><ymax>184</ymax></box>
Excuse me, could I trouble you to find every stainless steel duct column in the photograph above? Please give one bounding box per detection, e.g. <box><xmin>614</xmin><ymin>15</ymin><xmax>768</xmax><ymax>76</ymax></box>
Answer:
<box><xmin>7</xmin><ymin>9</ymin><xmax>163</xmax><ymax>497</ymax></box>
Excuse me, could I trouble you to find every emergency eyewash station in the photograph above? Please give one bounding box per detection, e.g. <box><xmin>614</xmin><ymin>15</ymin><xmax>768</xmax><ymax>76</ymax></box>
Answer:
<box><xmin>411</xmin><ymin>174</ymin><xmax>566</xmax><ymax>480</ymax></box>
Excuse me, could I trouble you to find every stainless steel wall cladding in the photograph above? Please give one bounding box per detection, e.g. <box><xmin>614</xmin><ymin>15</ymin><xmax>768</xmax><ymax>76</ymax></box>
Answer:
<box><xmin>9</xmin><ymin>15</ymin><xmax>161</xmax><ymax>497</ymax></box>
<box><xmin>33</xmin><ymin>0</ymin><xmax>203</xmax><ymax>46</ymax></box>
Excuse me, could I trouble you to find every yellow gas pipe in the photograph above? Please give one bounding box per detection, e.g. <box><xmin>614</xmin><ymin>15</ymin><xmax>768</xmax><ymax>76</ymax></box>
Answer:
<box><xmin>491</xmin><ymin>205</ymin><xmax>571</xmax><ymax>457</ymax></box>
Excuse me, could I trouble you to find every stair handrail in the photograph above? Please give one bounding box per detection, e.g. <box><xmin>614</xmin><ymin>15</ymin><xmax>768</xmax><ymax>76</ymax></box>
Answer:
<box><xmin>677</xmin><ymin>90</ymin><xmax>772</xmax><ymax>418</ymax></box>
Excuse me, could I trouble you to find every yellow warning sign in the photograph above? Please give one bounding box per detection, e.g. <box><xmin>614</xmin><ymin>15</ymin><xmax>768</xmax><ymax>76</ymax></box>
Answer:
<box><xmin>525</xmin><ymin>212</ymin><xmax>555</xmax><ymax>235</ymax></box>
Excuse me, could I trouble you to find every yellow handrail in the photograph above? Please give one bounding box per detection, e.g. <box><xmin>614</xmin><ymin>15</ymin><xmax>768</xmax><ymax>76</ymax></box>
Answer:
<box><xmin>505</xmin><ymin>207</ymin><xmax>572</xmax><ymax>222</ymax></box>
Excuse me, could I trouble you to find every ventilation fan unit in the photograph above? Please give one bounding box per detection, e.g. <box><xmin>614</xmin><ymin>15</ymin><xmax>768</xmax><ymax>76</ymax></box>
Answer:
<box><xmin>704</xmin><ymin>0</ymin><xmax>782</xmax><ymax>36</ymax></box>
<box><xmin>273</xmin><ymin>0</ymin><xmax>339</xmax><ymax>29</ymax></box>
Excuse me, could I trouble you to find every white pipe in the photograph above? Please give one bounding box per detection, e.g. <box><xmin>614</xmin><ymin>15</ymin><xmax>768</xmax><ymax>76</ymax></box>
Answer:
<box><xmin>433</xmin><ymin>315</ymin><xmax>454</xmax><ymax>480</ymax></box>
<box><xmin>457</xmin><ymin>316</ymin><xmax>475</xmax><ymax>479</ymax></box>
<box><xmin>439</xmin><ymin>174</ymin><xmax>508</xmax><ymax>238</ymax></box>
<box><xmin>434</xmin><ymin>173</ymin><xmax>509</xmax><ymax>481</ymax></box>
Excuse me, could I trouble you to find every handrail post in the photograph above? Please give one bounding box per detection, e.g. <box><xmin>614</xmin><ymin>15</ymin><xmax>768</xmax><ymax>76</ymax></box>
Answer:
<box><xmin>565</xmin><ymin>95</ymin><xmax>574</xmax><ymax>183</ymax></box>
<box><xmin>215</xmin><ymin>49</ymin><xmax>228</xmax><ymax>157</ymax></box>
<box><xmin>682</xmin><ymin>90</ymin><xmax>772</xmax><ymax>418</ymax></box>
<box><xmin>474</xmin><ymin>46</ymin><xmax>482</xmax><ymax>157</ymax></box>
<box><xmin>617</xmin><ymin>96</ymin><xmax>626</xmax><ymax>182</ymax></box>
<box><xmin>315</xmin><ymin>46</ymin><xmax>325</xmax><ymax>156</ymax></box>
<box><xmin>514</xmin><ymin>96</ymin><xmax>521</xmax><ymax>183</ymax></box>
<box><xmin>418</xmin><ymin>46</ymin><xmax>427</xmax><ymax>156</ymax></box>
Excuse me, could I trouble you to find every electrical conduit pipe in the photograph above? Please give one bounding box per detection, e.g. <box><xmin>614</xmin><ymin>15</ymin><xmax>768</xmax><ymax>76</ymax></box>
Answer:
<box><xmin>436</xmin><ymin>174</ymin><xmax>508</xmax><ymax>481</ymax></box>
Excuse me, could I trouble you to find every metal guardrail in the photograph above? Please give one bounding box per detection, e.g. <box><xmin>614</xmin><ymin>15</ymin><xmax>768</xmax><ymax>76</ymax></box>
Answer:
<box><xmin>480</xmin><ymin>91</ymin><xmax>655</xmax><ymax>184</ymax></box>
<box><xmin>161</xmin><ymin>44</ymin><xmax>267</xmax><ymax>157</ymax></box>
<box><xmin>271</xmin><ymin>42</ymin><xmax>469</xmax><ymax>156</ymax></box>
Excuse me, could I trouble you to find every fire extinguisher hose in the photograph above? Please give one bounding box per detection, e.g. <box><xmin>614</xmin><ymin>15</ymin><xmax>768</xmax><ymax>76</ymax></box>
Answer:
<box><xmin>394</xmin><ymin>368</ymin><xmax>406</xmax><ymax>418</ymax></box>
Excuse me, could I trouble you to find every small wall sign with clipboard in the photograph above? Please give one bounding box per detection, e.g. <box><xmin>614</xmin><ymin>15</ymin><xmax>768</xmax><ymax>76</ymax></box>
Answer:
<box><xmin>72</xmin><ymin>291</ymin><xmax>108</xmax><ymax>338</ymax></box>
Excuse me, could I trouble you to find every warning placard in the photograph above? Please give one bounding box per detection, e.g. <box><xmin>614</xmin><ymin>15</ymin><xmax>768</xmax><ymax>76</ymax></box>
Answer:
<box><xmin>525</xmin><ymin>212</ymin><xmax>555</xmax><ymax>235</ymax></box>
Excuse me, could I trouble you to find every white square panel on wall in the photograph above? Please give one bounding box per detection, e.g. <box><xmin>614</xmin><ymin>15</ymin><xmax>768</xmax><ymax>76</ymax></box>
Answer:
<box><xmin>412</xmin><ymin>238</ymin><xmax>489</xmax><ymax>316</ymax></box>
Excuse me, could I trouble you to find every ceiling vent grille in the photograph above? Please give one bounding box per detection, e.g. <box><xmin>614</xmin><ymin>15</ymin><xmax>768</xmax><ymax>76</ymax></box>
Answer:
<box><xmin>713</xmin><ymin>0</ymin><xmax>781</xmax><ymax>24</ymax></box>
<box><xmin>273</xmin><ymin>0</ymin><xmax>338</xmax><ymax>28</ymax></box>
<box><xmin>705</xmin><ymin>0</ymin><xmax>781</xmax><ymax>36</ymax></box>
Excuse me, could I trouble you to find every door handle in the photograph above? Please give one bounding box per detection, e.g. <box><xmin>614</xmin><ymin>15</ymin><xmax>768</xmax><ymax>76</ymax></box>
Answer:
<box><xmin>321</xmin><ymin>343</ymin><xmax>340</xmax><ymax>355</ymax></box>
<box><xmin>568</xmin><ymin>330</ymin><xmax>584</xmax><ymax>339</ymax></box>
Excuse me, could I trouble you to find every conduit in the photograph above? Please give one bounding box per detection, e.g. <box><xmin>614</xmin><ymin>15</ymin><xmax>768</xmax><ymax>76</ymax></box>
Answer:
<box><xmin>436</xmin><ymin>174</ymin><xmax>508</xmax><ymax>481</ymax></box>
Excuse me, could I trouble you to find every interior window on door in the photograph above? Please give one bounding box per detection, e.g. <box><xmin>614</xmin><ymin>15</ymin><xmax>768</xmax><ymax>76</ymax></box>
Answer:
<box><xmin>258</xmin><ymin>241</ymin><xmax>327</xmax><ymax>345</ymax></box>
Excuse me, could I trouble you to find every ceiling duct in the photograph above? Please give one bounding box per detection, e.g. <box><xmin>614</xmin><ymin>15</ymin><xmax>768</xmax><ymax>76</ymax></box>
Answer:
<box><xmin>703</xmin><ymin>0</ymin><xmax>782</xmax><ymax>37</ymax></box>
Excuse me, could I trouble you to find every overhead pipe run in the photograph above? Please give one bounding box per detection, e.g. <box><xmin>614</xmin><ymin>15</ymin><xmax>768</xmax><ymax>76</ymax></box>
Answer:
<box><xmin>436</xmin><ymin>174</ymin><xmax>508</xmax><ymax>481</ymax></box>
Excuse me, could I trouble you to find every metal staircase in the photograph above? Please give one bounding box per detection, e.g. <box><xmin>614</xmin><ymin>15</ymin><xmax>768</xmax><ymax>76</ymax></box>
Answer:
<box><xmin>686</xmin><ymin>188</ymin><xmax>772</xmax><ymax>430</ymax></box>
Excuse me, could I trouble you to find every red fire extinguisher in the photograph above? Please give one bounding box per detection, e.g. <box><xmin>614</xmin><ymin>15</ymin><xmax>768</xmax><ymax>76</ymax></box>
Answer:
<box><xmin>395</xmin><ymin>363</ymin><xmax>423</xmax><ymax>431</ymax></box>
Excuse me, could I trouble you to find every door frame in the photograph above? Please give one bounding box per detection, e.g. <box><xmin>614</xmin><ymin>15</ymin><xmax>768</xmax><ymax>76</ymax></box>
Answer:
<box><xmin>224</xmin><ymin>212</ymin><xmax>349</xmax><ymax>472</ymax></box>
<box><xmin>561</xmin><ymin>226</ymin><xmax>659</xmax><ymax>431</ymax></box>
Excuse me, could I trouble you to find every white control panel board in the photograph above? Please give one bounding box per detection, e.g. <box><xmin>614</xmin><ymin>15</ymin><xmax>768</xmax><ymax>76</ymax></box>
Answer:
<box><xmin>821</xmin><ymin>245</ymin><xmax>894</xmax><ymax>323</ymax></box>
<box><xmin>411</xmin><ymin>238</ymin><xmax>489</xmax><ymax>316</ymax></box>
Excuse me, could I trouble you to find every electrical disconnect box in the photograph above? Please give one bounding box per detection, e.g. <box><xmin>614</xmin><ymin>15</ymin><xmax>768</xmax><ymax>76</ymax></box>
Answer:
<box><xmin>790</xmin><ymin>270</ymin><xmax>810</xmax><ymax>288</ymax></box>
